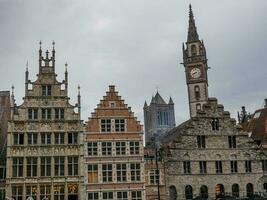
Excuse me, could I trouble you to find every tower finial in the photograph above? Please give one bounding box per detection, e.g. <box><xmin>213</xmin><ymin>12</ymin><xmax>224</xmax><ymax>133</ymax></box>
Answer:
<box><xmin>26</xmin><ymin>61</ymin><xmax>28</xmax><ymax>71</ymax></box>
<box><xmin>11</xmin><ymin>85</ymin><xmax>14</xmax><ymax>97</ymax></box>
<box><xmin>65</xmin><ymin>62</ymin><xmax>68</xmax><ymax>72</ymax></box>
<box><xmin>187</xmin><ymin>4</ymin><xmax>199</xmax><ymax>42</ymax></box>
<box><xmin>39</xmin><ymin>40</ymin><xmax>42</xmax><ymax>50</ymax></box>
<box><xmin>52</xmin><ymin>40</ymin><xmax>55</xmax><ymax>50</ymax></box>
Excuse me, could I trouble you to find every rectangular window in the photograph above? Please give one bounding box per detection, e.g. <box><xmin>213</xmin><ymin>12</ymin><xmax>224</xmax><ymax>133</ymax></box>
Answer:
<box><xmin>116</xmin><ymin>164</ymin><xmax>127</xmax><ymax>182</ymax></box>
<box><xmin>183</xmin><ymin>161</ymin><xmax>191</xmax><ymax>174</ymax></box>
<box><xmin>55</xmin><ymin>108</ymin><xmax>64</xmax><ymax>120</ymax></box>
<box><xmin>117</xmin><ymin>191</ymin><xmax>128</xmax><ymax>200</ymax></box>
<box><xmin>12</xmin><ymin>157</ymin><xmax>23</xmax><ymax>177</ymax></box>
<box><xmin>13</xmin><ymin>133</ymin><xmax>24</xmax><ymax>145</ymax></box>
<box><xmin>149</xmin><ymin>169</ymin><xmax>159</xmax><ymax>185</ymax></box>
<box><xmin>26</xmin><ymin>186</ymin><xmax>37</xmax><ymax>200</ymax></box>
<box><xmin>245</xmin><ymin>160</ymin><xmax>252</xmax><ymax>173</ymax></box>
<box><xmin>131</xmin><ymin>163</ymin><xmax>141</xmax><ymax>182</ymax></box>
<box><xmin>28</xmin><ymin>108</ymin><xmax>38</xmax><ymax>120</ymax></box>
<box><xmin>231</xmin><ymin>161</ymin><xmax>238</xmax><ymax>173</ymax></box>
<box><xmin>228</xmin><ymin>136</ymin><xmax>237</xmax><ymax>148</ymax></box>
<box><xmin>40</xmin><ymin>185</ymin><xmax>51</xmax><ymax>200</ymax></box>
<box><xmin>0</xmin><ymin>167</ymin><xmax>5</xmax><ymax>180</ymax></box>
<box><xmin>41</xmin><ymin>108</ymin><xmax>51</xmax><ymax>120</ymax></box>
<box><xmin>68</xmin><ymin>157</ymin><xmax>78</xmax><ymax>176</ymax></box>
<box><xmin>41</xmin><ymin>133</ymin><xmax>51</xmax><ymax>144</ymax></box>
<box><xmin>130</xmin><ymin>141</ymin><xmax>140</xmax><ymax>155</ymax></box>
<box><xmin>116</xmin><ymin>142</ymin><xmax>126</xmax><ymax>155</ymax></box>
<box><xmin>54</xmin><ymin>185</ymin><xmax>64</xmax><ymax>200</ymax></box>
<box><xmin>131</xmin><ymin>191</ymin><xmax>142</xmax><ymax>200</ymax></box>
<box><xmin>215</xmin><ymin>161</ymin><xmax>223</xmax><ymax>174</ymax></box>
<box><xmin>88</xmin><ymin>142</ymin><xmax>98</xmax><ymax>156</ymax></box>
<box><xmin>197</xmin><ymin>135</ymin><xmax>206</xmax><ymax>148</ymax></box>
<box><xmin>27</xmin><ymin>157</ymin><xmax>37</xmax><ymax>177</ymax></box>
<box><xmin>55</xmin><ymin>157</ymin><xmax>65</xmax><ymax>176</ymax></box>
<box><xmin>101</xmin><ymin>119</ymin><xmax>111</xmax><ymax>132</ymax></box>
<box><xmin>262</xmin><ymin>160</ymin><xmax>267</xmax><ymax>172</ymax></box>
<box><xmin>88</xmin><ymin>164</ymin><xmax>98</xmax><ymax>183</ymax></box>
<box><xmin>55</xmin><ymin>132</ymin><xmax>65</xmax><ymax>144</ymax></box>
<box><xmin>12</xmin><ymin>186</ymin><xmax>23</xmax><ymax>200</ymax></box>
<box><xmin>211</xmin><ymin>118</ymin><xmax>220</xmax><ymax>130</ymax></box>
<box><xmin>27</xmin><ymin>133</ymin><xmax>37</xmax><ymax>145</ymax></box>
<box><xmin>199</xmin><ymin>161</ymin><xmax>207</xmax><ymax>174</ymax></box>
<box><xmin>103</xmin><ymin>192</ymin><xmax>113</xmax><ymax>200</ymax></box>
<box><xmin>41</xmin><ymin>157</ymin><xmax>51</xmax><ymax>176</ymax></box>
<box><xmin>68</xmin><ymin>132</ymin><xmax>78</xmax><ymax>144</ymax></box>
<box><xmin>102</xmin><ymin>142</ymin><xmax>112</xmax><ymax>156</ymax></box>
<box><xmin>0</xmin><ymin>188</ymin><xmax>5</xmax><ymax>200</ymax></box>
<box><xmin>115</xmin><ymin>119</ymin><xmax>125</xmax><ymax>132</ymax></box>
<box><xmin>42</xmin><ymin>85</ymin><xmax>52</xmax><ymax>96</ymax></box>
<box><xmin>102</xmin><ymin>164</ymin><xmax>112</xmax><ymax>183</ymax></box>
<box><xmin>88</xmin><ymin>192</ymin><xmax>99</xmax><ymax>200</ymax></box>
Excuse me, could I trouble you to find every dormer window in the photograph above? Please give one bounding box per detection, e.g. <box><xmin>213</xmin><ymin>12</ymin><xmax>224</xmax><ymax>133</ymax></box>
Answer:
<box><xmin>42</xmin><ymin>85</ymin><xmax>52</xmax><ymax>96</ymax></box>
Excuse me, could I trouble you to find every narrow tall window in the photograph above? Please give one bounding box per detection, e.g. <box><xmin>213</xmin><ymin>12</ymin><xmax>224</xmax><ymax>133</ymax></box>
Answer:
<box><xmin>68</xmin><ymin>157</ymin><xmax>78</xmax><ymax>176</ymax></box>
<box><xmin>68</xmin><ymin>132</ymin><xmax>78</xmax><ymax>144</ymax></box>
<box><xmin>131</xmin><ymin>191</ymin><xmax>142</xmax><ymax>200</ymax></box>
<box><xmin>88</xmin><ymin>164</ymin><xmax>98</xmax><ymax>183</ymax></box>
<box><xmin>157</xmin><ymin>111</ymin><xmax>163</xmax><ymax>125</ymax></box>
<box><xmin>26</xmin><ymin>186</ymin><xmax>37</xmax><ymax>200</ymax></box>
<box><xmin>0</xmin><ymin>166</ymin><xmax>5</xmax><ymax>180</ymax></box>
<box><xmin>12</xmin><ymin>158</ymin><xmax>23</xmax><ymax>177</ymax></box>
<box><xmin>27</xmin><ymin>133</ymin><xmax>37</xmax><ymax>145</ymax></box>
<box><xmin>103</xmin><ymin>192</ymin><xmax>113</xmax><ymax>200</ymax></box>
<box><xmin>102</xmin><ymin>164</ymin><xmax>112</xmax><ymax>182</ymax></box>
<box><xmin>13</xmin><ymin>133</ymin><xmax>24</xmax><ymax>145</ymax></box>
<box><xmin>262</xmin><ymin>160</ymin><xmax>267</xmax><ymax>172</ymax></box>
<box><xmin>28</xmin><ymin>108</ymin><xmax>38</xmax><ymax>120</ymax></box>
<box><xmin>115</xmin><ymin>119</ymin><xmax>125</xmax><ymax>132</ymax></box>
<box><xmin>102</xmin><ymin>142</ymin><xmax>112</xmax><ymax>156</ymax></box>
<box><xmin>199</xmin><ymin>161</ymin><xmax>207</xmax><ymax>174</ymax></box>
<box><xmin>41</xmin><ymin>157</ymin><xmax>51</xmax><ymax>176</ymax></box>
<box><xmin>194</xmin><ymin>85</ymin><xmax>200</xmax><ymax>100</ymax></box>
<box><xmin>55</xmin><ymin>132</ymin><xmax>65</xmax><ymax>144</ymax></box>
<box><xmin>55</xmin><ymin>108</ymin><xmax>64</xmax><ymax>120</ymax></box>
<box><xmin>215</xmin><ymin>161</ymin><xmax>223</xmax><ymax>174</ymax></box>
<box><xmin>130</xmin><ymin>141</ymin><xmax>140</xmax><ymax>155</ymax></box>
<box><xmin>41</xmin><ymin>133</ymin><xmax>51</xmax><ymax>145</ymax></box>
<box><xmin>230</xmin><ymin>161</ymin><xmax>238</xmax><ymax>173</ymax></box>
<box><xmin>54</xmin><ymin>185</ymin><xmax>64</xmax><ymax>200</ymax></box>
<box><xmin>228</xmin><ymin>136</ymin><xmax>237</xmax><ymax>148</ymax></box>
<box><xmin>0</xmin><ymin>188</ymin><xmax>5</xmax><ymax>200</ymax></box>
<box><xmin>41</xmin><ymin>108</ymin><xmax>51</xmax><ymax>120</ymax></box>
<box><xmin>245</xmin><ymin>160</ymin><xmax>252</xmax><ymax>173</ymax></box>
<box><xmin>117</xmin><ymin>191</ymin><xmax>128</xmax><ymax>200</ymax></box>
<box><xmin>88</xmin><ymin>142</ymin><xmax>98</xmax><ymax>156</ymax></box>
<box><xmin>40</xmin><ymin>185</ymin><xmax>51</xmax><ymax>200</ymax></box>
<box><xmin>191</xmin><ymin>44</ymin><xmax>197</xmax><ymax>56</ymax></box>
<box><xmin>116</xmin><ymin>142</ymin><xmax>126</xmax><ymax>155</ymax></box>
<box><xmin>183</xmin><ymin>161</ymin><xmax>191</xmax><ymax>174</ymax></box>
<box><xmin>197</xmin><ymin>135</ymin><xmax>206</xmax><ymax>148</ymax></box>
<box><xmin>26</xmin><ymin>157</ymin><xmax>37</xmax><ymax>177</ymax></box>
<box><xmin>55</xmin><ymin>157</ymin><xmax>65</xmax><ymax>176</ymax></box>
<box><xmin>101</xmin><ymin>119</ymin><xmax>111</xmax><ymax>132</ymax></box>
<box><xmin>116</xmin><ymin>164</ymin><xmax>127</xmax><ymax>182</ymax></box>
<box><xmin>149</xmin><ymin>169</ymin><xmax>159</xmax><ymax>185</ymax></box>
<box><xmin>211</xmin><ymin>118</ymin><xmax>220</xmax><ymax>130</ymax></box>
<box><xmin>12</xmin><ymin>186</ymin><xmax>23</xmax><ymax>200</ymax></box>
<box><xmin>131</xmin><ymin>163</ymin><xmax>141</xmax><ymax>182</ymax></box>
<box><xmin>42</xmin><ymin>85</ymin><xmax>52</xmax><ymax>96</ymax></box>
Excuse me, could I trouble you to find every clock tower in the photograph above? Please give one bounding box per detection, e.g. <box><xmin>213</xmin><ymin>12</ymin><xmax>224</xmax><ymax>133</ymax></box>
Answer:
<box><xmin>183</xmin><ymin>4</ymin><xmax>209</xmax><ymax>117</ymax></box>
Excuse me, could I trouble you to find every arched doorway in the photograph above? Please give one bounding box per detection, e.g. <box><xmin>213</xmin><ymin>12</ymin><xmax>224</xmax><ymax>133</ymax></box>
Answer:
<box><xmin>232</xmin><ymin>184</ymin><xmax>239</xmax><ymax>197</ymax></box>
<box><xmin>246</xmin><ymin>183</ymin><xmax>254</xmax><ymax>197</ymax></box>
<box><xmin>200</xmin><ymin>185</ymin><xmax>208</xmax><ymax>199</ymax></box>
<box><xmin>185</xmin><ymin>185</ymin><xmax>193</xmax><ymax>200</ymax></box>
<box><xmin>169</xmin><ymin>185</ymin><xmax>177</xmax><ymax>200</ymax></box>
<box><xmin>215</xmin><ymin>184</ymin><xmax>225</xmax><ymax>198</ymax></box>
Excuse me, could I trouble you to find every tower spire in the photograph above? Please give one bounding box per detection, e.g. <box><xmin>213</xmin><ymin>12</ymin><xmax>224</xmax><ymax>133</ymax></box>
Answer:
<box><xmin>187</xmin><ymin>4</ymin><xmax>199</xmax><ymax>42</ymax></box>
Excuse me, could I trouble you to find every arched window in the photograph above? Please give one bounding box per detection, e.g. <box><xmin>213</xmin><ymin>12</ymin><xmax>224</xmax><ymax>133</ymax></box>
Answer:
<box><xmin>196</xmin><ymin>104</ymin><xmax>201</xmax><ymax>111</ymax></box>
<box><xmin>169</xmin><ymin>185</ymin><xmax>177</xmax><ymax>200</ymax></box>
<box><xmin>191</xmin><ymin>45</ymin><xmax>197</xmax><ymax>56</ymax></box>
<box><xmin>232</xmin><ymin>184</ymin><xmax>239</xmax><ymax>197</ymax></box>
<box><xmin>185</xmin><ymin>185</ymin><xmax>193</xmax><ymax>199</ymax></box>
<box><xmin>194</xmin><ymin>86</ymin><xmax>200</xmax><ymax>100</ymax></box>
<box><xmin>200</xmin><ymin>185</ymin><xmax>208</xmax><ymax>199</ymax></box>
<box><xmin>215</xmin><ymin>184</ymin><xmax>225</xmax><ymax>198</ymax></box>
<box><xmin>246</xmin><ymin>183</ymin><xmax>254</xmax><ymax>197</ymax></box>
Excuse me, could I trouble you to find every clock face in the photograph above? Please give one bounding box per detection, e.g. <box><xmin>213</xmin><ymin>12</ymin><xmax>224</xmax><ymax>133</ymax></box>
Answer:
<box><xmin>190</xmin><ymin>67</ymin><xmax>201</xmax><ymax>79</ymax></box>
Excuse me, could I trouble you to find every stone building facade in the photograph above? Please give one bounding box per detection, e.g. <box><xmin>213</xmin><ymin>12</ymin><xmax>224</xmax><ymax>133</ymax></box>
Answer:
<box><xmin>85</xmin><ymin>85</ymin><xmax>145</xmax><ymax>200</ymax></box>
<box><xmin>5</xmin><ymin>44</ymin><xmax>84</xmax><ymax>200</ymax></box>
<box><xmin>0</xmin><ymin>91</ymin><xmax>10</xmax><ymax>200</ymax></box>
<box><xmin>161</xmin><ymin>5</ymin><xmax>267</xmax><ymax>200</ymax></box>
<box><xmin>144</xmin><ymin>92</ymin><xmax>175</xmax><ymax>147</ymax></box>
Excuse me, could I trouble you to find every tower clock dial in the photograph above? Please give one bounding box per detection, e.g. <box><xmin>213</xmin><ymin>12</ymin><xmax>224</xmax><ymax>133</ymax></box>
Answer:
<box><xmin>190</xmin><ymin>67</ymin><xmax>201</xmax><ymax>79</ymax></box>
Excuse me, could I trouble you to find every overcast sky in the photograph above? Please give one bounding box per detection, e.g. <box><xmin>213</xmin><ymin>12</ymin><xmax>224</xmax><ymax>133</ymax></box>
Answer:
<box><xmin>0</xmin><ymin>0</ymin><xmax>266</xmax><ymax>124</ymax></box>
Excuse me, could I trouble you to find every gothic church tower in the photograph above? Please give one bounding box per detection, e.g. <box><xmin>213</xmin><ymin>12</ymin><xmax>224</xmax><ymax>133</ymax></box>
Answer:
<box><xmin>183</xmin><ymin>5</ymin><xmax>209</xmax><ymax>117</ymax></box>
